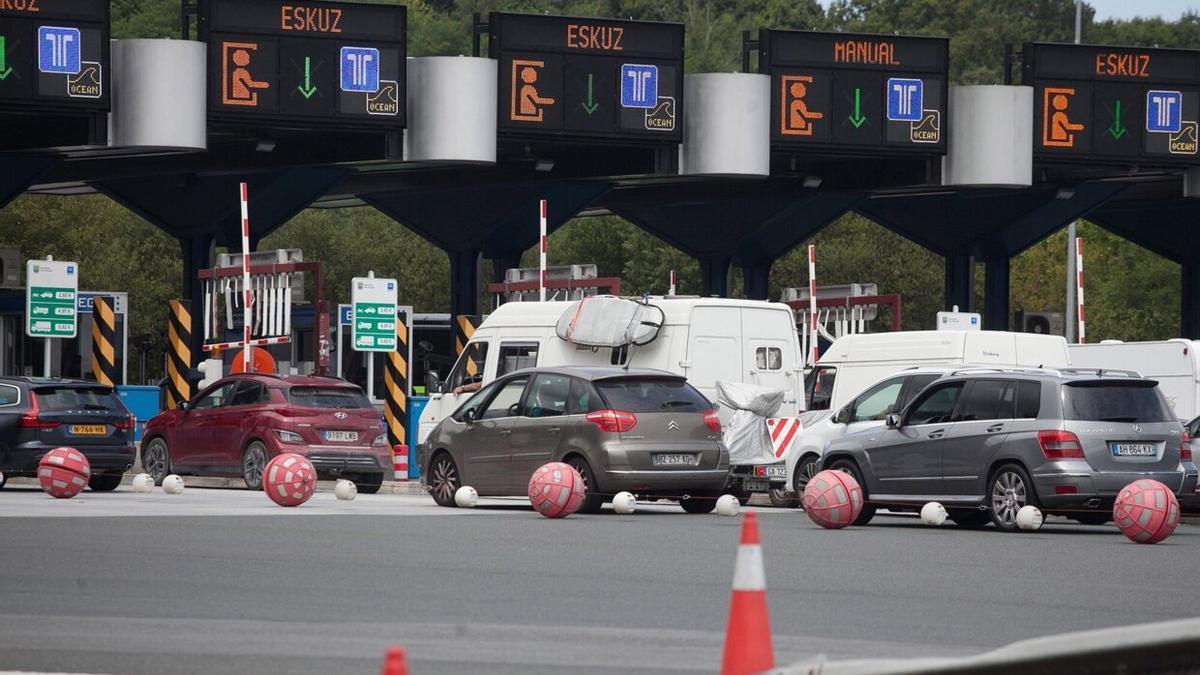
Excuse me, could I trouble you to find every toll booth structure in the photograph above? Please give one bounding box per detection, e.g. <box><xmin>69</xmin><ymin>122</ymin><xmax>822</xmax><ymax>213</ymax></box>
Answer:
<box><xmin>0</xmin><ymin>289</ymin><xmax>129</xmax><ymax>382</ymax></box>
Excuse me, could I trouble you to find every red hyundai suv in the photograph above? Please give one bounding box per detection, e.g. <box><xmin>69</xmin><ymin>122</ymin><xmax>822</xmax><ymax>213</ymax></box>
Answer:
<box><xmin>142</xmin><ymin>373</ymin><xmax>390</xmax><ymax>493</ymax></box>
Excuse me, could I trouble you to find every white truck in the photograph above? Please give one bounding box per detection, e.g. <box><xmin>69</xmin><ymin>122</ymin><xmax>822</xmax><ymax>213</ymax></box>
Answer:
<box><xmin>777</xmin><ymin>330</ymin><xmax>1073</xmax><ymax>503</ymax></box>
<box><xmin>1069</xmin><ymin>339</ymin><xmax>1200</xmax><ymax>421</ymax></box>
<box><xmin>418</xmin><ymin>298</ymin><xmax>806</xmax><ymax>467</ymax></box>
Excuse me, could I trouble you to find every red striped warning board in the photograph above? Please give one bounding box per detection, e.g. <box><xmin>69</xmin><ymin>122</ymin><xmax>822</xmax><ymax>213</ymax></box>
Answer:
<box><xmin>766</xmin><ymin>417</ymin><xmax>802</xmax><ymax>458</ymax></box>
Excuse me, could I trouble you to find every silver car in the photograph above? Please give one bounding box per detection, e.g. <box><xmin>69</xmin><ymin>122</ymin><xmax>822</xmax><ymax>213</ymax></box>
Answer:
<box><xmin>418</xmin><ymin>366</ymin><xmax>730</xmax><ymax>513</ymax></box>
<box><xmin>821</xmin><ymin>368</ymin><xmax>1200</xmax><ymax>531</ymax></box>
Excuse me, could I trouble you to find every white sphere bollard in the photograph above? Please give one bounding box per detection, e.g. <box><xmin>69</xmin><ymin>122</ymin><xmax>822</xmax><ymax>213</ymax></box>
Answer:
<box><xmin>611</xmin><ymin>491</ymin><xmax>637</xmax><ymax>514</ymax></box>
<box><xmin>715</xmin><ymin>494</ymin><xmax>740</xmax><ymax>517</ymax></box>
<box><xmin>1016</xmin><ymin>505</ymin><xmax>1044</xmax><ymax>531</ymax></box>
<box><xmin>161</xmin><ymin>474</ymin><xmax>185</xmax><ymax>495</ymax></box>
<box><xmin>920</xmin><ymin>501</ymin><xmax>948</xmax><ymax>526</ymax></box>
<box><xmin>334</xmin><ymin>479</ymin><xmax>357</xmax><ymax>501</ymax></box>
<box><xmin>455</xmin><ymin>485</ymin><xmax>478</xmax><ymax>508</ymax></box>
<box><xmin>131</xmin><ymin>473</ymin><xmax>154</xmax><ymax>493</ymax></box>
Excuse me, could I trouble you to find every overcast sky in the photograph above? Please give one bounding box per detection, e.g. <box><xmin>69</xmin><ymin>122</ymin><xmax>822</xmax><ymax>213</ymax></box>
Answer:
<box><xmin>1089</xmin><ymin>0</ymin><xmax>1197</xmax><ymax>20</ymax></box>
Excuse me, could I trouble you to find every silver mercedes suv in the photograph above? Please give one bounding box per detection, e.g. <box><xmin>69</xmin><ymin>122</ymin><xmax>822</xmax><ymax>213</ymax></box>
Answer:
<box><xmin>820</xmin><ymin>368</ymin><xmax>1200</xmax><ymax>531</ymax></box>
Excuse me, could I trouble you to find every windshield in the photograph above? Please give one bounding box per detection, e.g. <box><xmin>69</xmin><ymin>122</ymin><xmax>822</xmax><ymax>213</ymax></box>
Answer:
<box><xmin>286</xmin><ymin>386</ymin><xmax>373</xmax><ymax>409</ymax></box>
<box><xmin>595</xmin><ymin>378</ymin><xmax>710</xmax><ymax>413</ymax></box>
<box><xmin>1063</xmin><ymin>382</ymin><xmax>1172</xmax><ymax>423</ymax></box>
<box><xmin>34</xmin><ymin>387</ymin><xmax>124</xmax><ymax>412</ymax></box>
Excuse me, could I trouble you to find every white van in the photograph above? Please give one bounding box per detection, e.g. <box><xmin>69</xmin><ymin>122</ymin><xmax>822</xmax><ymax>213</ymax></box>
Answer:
<box><xmin>1069</xmin><ymin>339</ymin><xmax>1200</xmax><ymax>421</ymax></box>
<box><xmin>418</xmin><ymin>297</ymin><xmax>805</xmax><ymax>443</ymax></box>
<box><xmin>776</xmin><ymin>330</ymin><xmax>1072</xmax><ymax>500</ymax></box>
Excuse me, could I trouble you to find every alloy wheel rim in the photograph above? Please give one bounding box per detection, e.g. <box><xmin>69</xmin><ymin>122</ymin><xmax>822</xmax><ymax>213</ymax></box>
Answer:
<box><xmin>796</xmin><ymin>460</ymin><xmax>820</xmax><ymax>492</ymax></box>
<box><xmin>991</xmin><ymin>471</ymin><xmax>1026</xmax><ymax>526</ymax></box>
<box><xmin>245</xmin><ymin>445</ymin><xmax>266</xmax><ymax>486</ymax></box>
<box><xmin>144</xmin><ymin>442</ymin><xmax>165</xmax><ymax>478</ymax></box>
<box><xmin>432</xmin><ymin>458</ymin><xmax>457</xmax><ymax>502</ymax></box>
<box><xmin>571</xmin><ymin>462</ymin><xmax>590</xmax><ymax>490</ymax></box>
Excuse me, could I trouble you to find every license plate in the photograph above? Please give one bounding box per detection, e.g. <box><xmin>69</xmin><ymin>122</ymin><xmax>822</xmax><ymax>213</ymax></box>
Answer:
<box><xmin>1111</xmin><ymin>442</ymin><xmax>1155</xmax><ymax>457</ymax></box>
<box><xmin>324</xmin><ymin>431</ymin><xmax>359</xmax><ymax>442</ymax></box>
<box><xmin>743</xmin><ymin>478</ymin><xmax>770</xmax><ymax>492</ymax></box>
<box><xmin>70</xmin><ymin>424</ymin><xmax>106</xmax><ymax>435</ymax></box>
<box><xmin>652</xmin><ymin>453</ymin><xmax>698</xmax><ymax>467</ymax></box>
<box><xmin>765</xmin><ymin>465</ymin><xmax>788</xmax><ymax>477</ymax></box>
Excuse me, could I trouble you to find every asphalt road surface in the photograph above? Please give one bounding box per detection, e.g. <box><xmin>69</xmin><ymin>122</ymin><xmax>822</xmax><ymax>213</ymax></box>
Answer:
<box><xmin>0</xmin><ymin>486</ymin><xmax>1197</xmax><ymax>674</ymax></box>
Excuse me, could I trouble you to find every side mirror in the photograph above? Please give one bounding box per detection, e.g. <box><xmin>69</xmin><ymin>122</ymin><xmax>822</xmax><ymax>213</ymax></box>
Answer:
<box><xmin>834</xmin><ymin>408</ymin><xmax>850</xmax><ymax>425</ymax></box>
<box><xmin>425</xmin><ymin>370</ymin><xmax>443</xmax><ymax>395</ymax></box>
<box><xmin>462</xmin><ymin>408</ymin><xmax>477</xmax><ymax>424</ymax></box>
<box><xmin>179</xmin><ymin>400</ymin><xmax>190</xmax><ymax>412</ymax></box>
<box><xmin>886</xmin><ymin>413</ymin><xmax>901</xmax><ymax>429</ymax></box>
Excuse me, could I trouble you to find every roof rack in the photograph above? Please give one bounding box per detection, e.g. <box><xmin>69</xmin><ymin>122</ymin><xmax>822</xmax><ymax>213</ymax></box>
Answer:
<box><xmin>947</xmin><ymin>366</ymin><xmax>1061</xmax><ymax>377</ymax></box>
<box><xmin>1057</xmin><ymin>367</ymin><xmax>1144</xmax><ymax>379</ymax></box>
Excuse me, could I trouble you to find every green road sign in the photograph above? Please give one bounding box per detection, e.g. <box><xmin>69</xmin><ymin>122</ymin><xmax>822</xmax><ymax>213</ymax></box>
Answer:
<box><xmin>351</xmin><ymin>276</ymin><xmax>398</xmax><ymax>352</ymax></box>
<box><xmin>26</xmin><ymin>260</ymin><xmax>79</xmax><ymax>339</ymax></box>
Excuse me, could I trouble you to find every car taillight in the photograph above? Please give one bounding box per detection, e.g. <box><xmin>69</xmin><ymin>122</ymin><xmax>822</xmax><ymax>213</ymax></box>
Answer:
<box><xmin>703</xmin><ymin>409</ymin><xmax>722</xmax><ymax>433</ymax></box>
<box><xmin>115</xmin><ymin>415</ymin><xmax>135</xmax><ymax>431</ymax></box>
<box><xmin>1038</xmin><ymin>430</ymin><xmax>1084</xmax><ymax>459</ymax></box>
<box><xmin>1181</xmin><ymin>433</ymin><xmax>1193</xmax><ymax>462</ymax></box>
<box><xmin>18</xmin><ymin>395</ymin><xmax>59</xmax><ymax>429</ymax></box>
<box><xmin>586</xmin><ymin>409</ymin><xmax>637</xmax><ymax>433</ymax></box>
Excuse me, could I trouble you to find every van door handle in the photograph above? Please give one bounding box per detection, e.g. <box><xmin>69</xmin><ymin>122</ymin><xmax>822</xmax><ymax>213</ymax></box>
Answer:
<box><xmin>928</xmin><ymin>429</ymin><xmax>945</xmax><ymax>439</ymax></box>
<box><xmin>499</xmin><ymin>430</ymin><xmax>512</xmax><ymax>436</ymax></box>
<box><xmin>987</xmin><ymin>424</ymin><xmax>1005</xmax><ymax>433</ymax></box>
<box><xmin>548</xmin><ymin>427</ymin><xmax>561</xmax><ymax>434</ymax></box>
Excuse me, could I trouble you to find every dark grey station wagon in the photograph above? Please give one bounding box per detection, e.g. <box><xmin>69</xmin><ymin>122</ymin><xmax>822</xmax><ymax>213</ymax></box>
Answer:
<box><xmin>821</xmin><ymin>368</ymin><xmax>1199</xmax><ymax>531</ymax></box>
<box><xmin>418</xmin><ymin>367</ymin><xmax>730</xmax><ymax>513</ymax></box>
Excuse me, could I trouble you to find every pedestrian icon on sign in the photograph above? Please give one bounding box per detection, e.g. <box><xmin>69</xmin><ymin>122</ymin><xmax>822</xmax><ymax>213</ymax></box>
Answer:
<box><xmin>38</xmin><ymin>26</ymin><xmax>80</xmax><ymax>74</ymax></box>
<box><xmin>510</xmin><ymin>60</ymin><xmax>555</xmax><ymax>123</ymax></box>
<box><xmin>886</xmin><ymin>78</ymin><xmax>923</xmax><ymax>122</ymax></box>
<box><xmin>621</xmin><ymin>64</ymin><xmax>657</xmax><ymax>108</ymax></box>
<box><xmin>1146</xmin><ymin>90</ymin><xmax>1182</xmax><ymax>134</ymax></box>
<box><xmin>340</xmin><ymin>47</ymin><xmax>380</xmax><ymax>93</ymax></box>
<box><xmin>782</xmin><ymin>75</ymin><xmax>823</xmax><ymax>136</ymax></box>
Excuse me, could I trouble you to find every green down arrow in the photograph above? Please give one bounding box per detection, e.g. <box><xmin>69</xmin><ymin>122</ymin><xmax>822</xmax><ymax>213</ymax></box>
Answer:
<box><xmin>1108</xmin><ymin>99</ymin><xmax>1127</xmax><ymax>140</ymax></box>
<box><xmin>848</xmin><ymin>87</ymin><xmax>867</xmax><ymax>128</ymax></box>
<box><xmin>297</xmin><ymin>56</ymin><xmax>317</xmax><ymax>99</ymax></box>
<box><xmin>581</xmin><ymin>73</ymin><xmax>599</xmax><ymax>114</ymax></box>
<box><xmin>0</xmin><ymin>36</ymin><xmax>13</xmax><ymax>81</ymax></box>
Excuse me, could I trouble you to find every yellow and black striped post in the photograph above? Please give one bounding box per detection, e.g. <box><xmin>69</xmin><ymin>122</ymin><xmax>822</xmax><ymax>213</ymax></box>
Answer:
<box><xmin>90</xmin><ymin>295</ymin><xmax>117</xmax><ymax>386</ymax></box>
<box><xmin>453</xmin><ymin>314</ymin><xmax>482</xmax><ymax>376</ymax></box>
<box><xmin>383</xmin><ymin>309</ymin><xmax>410</xmax><ymax>479</ymax></box>
<box><xmin>164</xmin><ymin>299</ymin><xmax>193</xmax><ymax>410</ymax></box>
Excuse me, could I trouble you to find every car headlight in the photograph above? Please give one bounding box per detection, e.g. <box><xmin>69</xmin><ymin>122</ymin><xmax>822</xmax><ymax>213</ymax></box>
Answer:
<box><xmin>372</xmin><ymin>433</ymin><xmax>387</xmax><ymax>447</ymax></box>
<box><xmin>275</xmin><ymin>429</ymin><xmax>304</xmax><ymax>443</ymax></box>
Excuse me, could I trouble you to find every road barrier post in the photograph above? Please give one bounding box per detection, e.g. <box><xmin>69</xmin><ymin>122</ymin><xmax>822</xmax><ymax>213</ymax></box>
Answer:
<box><xmin>164</xmin><ymin>299</ymin><xmax>193</xmax><ymax>409</ymax></box>
<box><xmin>90</xmin><ymin>295</ymin><xmax>117</xmax><ymax>386</ymax></box>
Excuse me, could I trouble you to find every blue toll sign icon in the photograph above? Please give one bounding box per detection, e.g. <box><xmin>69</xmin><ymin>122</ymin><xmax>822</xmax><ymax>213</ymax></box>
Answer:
<box><xmin>886</xmin><ymin>77</ymin><xmax>922</xmax><ymax>122</ymax></box>
<box><xmin>621</xmin><ymin>64</ymin><xmax>657</xmax><ymax>108</ymax></box>
<box><xmin>340</xmin><ymin>46</ymin><xmax>380</xmax><ymax>93</ymax></box>
<box><xmin>1146</xmin><ymin>90</ymin><xmax>1182</xmax><ymax>133</ymax></box>
<box><xmin>38</xmin><ymin>26</ymin><xmax>81</xmax><ymax>75</ymax></box>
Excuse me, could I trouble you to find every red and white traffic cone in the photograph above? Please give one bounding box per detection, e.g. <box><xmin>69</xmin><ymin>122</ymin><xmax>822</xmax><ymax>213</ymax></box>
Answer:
<box><xmin>720</xmin><ymin>511</ymin><xmax>774</xmax><ymax>675</ymax></box>
<box><xmin>381</xmin><ymin>645</ymin><xmax>408</xmax><ymax>675</ymax></box>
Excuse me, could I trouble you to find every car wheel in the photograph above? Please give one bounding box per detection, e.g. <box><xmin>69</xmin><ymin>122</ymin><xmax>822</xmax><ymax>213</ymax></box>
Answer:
<box><xmin>988</xmin><ymin>464</ymin><xmax>1040</xmax><ymax>532</ymax></box>
<box><xmin>242</xmin><ymin>441</ymin><xmax>269</xmax><ymax>490</ymax></box>
<box><xmin>679</xmin><ymin>493</ymin><xmax>717</xmax><ymax>514</ymax></box>
<box><xmin>1072</xmin><ymin>513</ymin><xmax>1111</xmax><ymax>526</ymax></box>
<box><xmin>790</xmin><ymin>454</ymin><xmax>821</xmax><ymax>508</ymax></box>
<box><xmin>565</xmin><ymin>457</ymin><xmax>604</xmax><ymax>514</ymax></box>
<box><xmin>828</xmin><ymin>459</ymin><xmax>876</xmax><ymax>526</ymax></box>
<box><xmin>428</xmin><ymin>453</ymin><xmax>460</xmax><ymax>507</ymax></box>
<box><xmin>948</xmin><ymin>508</ymin><xmax>991</xmax><ymax>528</ymax></box>
<box><xmin>0</xmin><ymin>471</ymin><xmax>6</xmax><ymax>490</ymax></box>
<box><xmin>768</xmin><ymin>488</ymin><xmax>799</xmax><ymax>508</ymax></box>
<box><xmin>88</xmin><ymin>474</ymin><xmax>123</xmax><ymax>492</ymax></box>
<box><xmin>356</xmin><ymin>473</ymin><xmax>383</xmax><ymax>495</ymax></box>
<box><xmin>141</xmin><ymin>437</ymin><xmax>170</xmax><ymax>486</ymax></box>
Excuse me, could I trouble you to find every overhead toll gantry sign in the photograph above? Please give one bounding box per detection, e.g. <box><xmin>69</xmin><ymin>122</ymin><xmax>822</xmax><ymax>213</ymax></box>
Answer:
<box><xmin>1023</xmin><ymin>42</ymin><xmax>1200</xmax><ymax>163</ymax></box>
<box><xmin>490</xmin><ymin>12</ymin><xmax>684</xmax><ymax>142</ymax></box>
<box><xmin>758</xmin><ymin>30</ymin><xmax>948</xmax><ymax>154</ymax></box>
<box><xmin>199</xmin><ymin>0</ymin><xmax>406</xmax><ymax>127</ymax></box>
<box><xmin>0</xmin><ymin>0</ymin><xmax>109</xmax><ymax>110</ymax></box>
